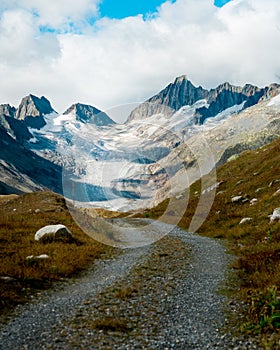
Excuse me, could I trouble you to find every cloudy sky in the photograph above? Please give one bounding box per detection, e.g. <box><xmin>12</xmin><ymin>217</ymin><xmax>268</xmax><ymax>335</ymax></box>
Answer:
<box><xmin>0</xmin><ymin>0</ymin><xmax>279</xmax><ymax>122</ymax></box>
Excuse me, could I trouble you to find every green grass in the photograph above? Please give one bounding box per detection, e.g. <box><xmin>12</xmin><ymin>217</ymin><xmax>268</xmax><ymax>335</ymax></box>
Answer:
<box><xmin>0</xmin><ymin>191</ymin><xmax>113</xmax><ymax>315</ymax></box>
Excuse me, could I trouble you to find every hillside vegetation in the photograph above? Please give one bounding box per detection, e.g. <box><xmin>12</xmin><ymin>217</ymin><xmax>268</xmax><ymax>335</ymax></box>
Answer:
<box><xmin>0</xmin><ymin>191</ymin><xmax>113</xmax><ymax>315</ymax></box>
<box><xmin>144</xmin><ymin>137</ymin><xmax>280</xmax><ymax>343</ymax></box>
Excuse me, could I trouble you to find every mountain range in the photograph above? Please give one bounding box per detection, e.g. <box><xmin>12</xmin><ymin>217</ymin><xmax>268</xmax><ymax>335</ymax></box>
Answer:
<box><xmin>1</xmin><ymin>76</ymin><xmax>280</xmax><ymax>211</ymax></box>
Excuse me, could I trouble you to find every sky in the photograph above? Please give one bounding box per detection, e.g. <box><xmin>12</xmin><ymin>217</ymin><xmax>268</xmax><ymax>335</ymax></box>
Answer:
<box><xmin>0</xmin><ymin>0</ymin><xmax>279</xmax><ymax>122</ymax></box>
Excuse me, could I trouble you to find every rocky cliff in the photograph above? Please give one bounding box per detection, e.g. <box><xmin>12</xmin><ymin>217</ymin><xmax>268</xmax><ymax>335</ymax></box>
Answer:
<box><xmin>63</xmin><ymin>103</ymin><xmax>115</xmax><ymax>126</ymax></box>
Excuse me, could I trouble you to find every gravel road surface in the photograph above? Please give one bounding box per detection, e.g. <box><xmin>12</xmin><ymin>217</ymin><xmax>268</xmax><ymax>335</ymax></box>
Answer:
<box><xmin>0</xmin><ymin>221</ymin><xmax>259</xmax><ymax>349</ymax></box>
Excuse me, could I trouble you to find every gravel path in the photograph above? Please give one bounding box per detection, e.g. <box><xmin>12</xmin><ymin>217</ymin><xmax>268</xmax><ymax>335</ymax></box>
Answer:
<box><xmin>0</xmin><ymin>221</ymin><xmax>258</xmax><ymax>349</ymax></box>
<box><xmin>0</xmin><ymin>245</ymin><xmax>150</xmax><ymax>349</ymax></box>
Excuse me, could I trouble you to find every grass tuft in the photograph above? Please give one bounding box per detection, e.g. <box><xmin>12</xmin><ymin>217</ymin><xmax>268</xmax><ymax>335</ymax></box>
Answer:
<box><xmin>91</xmin><ymin>316</ymin><xmax>131</xmax><ymax>332</ymax></box>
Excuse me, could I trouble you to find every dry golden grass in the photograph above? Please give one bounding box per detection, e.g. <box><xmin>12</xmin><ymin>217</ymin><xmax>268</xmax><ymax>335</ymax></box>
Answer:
<box><xmin>90</xmin><ymin>316</ymin><xmax>131</xmax><ymax>332</ymax></box>
<box><xmin>0</xmin><ymin>191</ymin><xmax>113</xmax><ymax>315</ymax></box>
<box><xmin>146</xmin><ymin>137</ymin><xmax>280</xmax><ymax>339</ymax></box>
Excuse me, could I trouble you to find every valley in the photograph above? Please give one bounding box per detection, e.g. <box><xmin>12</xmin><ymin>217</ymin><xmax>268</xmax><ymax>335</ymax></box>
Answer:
<box><xmin>1</xmin><ymin>75</ymin><xmax>280</xmax><ymax>348</ymax></box>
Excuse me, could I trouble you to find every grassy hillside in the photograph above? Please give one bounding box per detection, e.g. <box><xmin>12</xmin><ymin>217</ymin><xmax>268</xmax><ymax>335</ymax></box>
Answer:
<box><xmin>0</xmin><ymin>191</ymin><xmax>113</xmax><ymax>316</ymax></box>
<box><xmin>144</xmin><ymin>137</ymin><xmax>280</xmax><ymax>343</ymax></box>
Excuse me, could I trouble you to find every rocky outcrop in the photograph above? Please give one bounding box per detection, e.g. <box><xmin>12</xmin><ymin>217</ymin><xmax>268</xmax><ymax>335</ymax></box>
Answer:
<box><xmin>127</xmin><ymin>76</ymin><xmax>280</xmax><ymax>124</ymax></box>
<box><xmin>217</xmin><ymin>118</ymin><xmax>280</xmax><ymax>166</ymax></box>
<box><xmin>15</xmin><ymin>95</ymin><xmax>56</xmax><ymax>129</ymax></box>
<box><xmin>63</xmin><ymin>103</ymin><xmax>115</xmax><ymax>126</ymax></box>
<box><xmin>0</xmin><ymin>104</ymin><xmax>16</xmax><ymax>118</ymax></box>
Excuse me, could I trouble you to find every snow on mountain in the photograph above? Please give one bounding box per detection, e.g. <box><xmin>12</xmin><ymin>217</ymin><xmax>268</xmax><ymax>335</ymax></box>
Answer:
<box><xmin>1</xmin><ymin>79</ymin><xmax>280</xmax><ymax>211</ymax></box>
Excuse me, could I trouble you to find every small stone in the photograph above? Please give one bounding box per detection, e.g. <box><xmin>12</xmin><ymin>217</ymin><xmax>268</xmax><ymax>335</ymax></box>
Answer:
<box><xmin>239</xmin><ymin>218</ymin><xmax>252</xmax><ymax>225</ymax></box>
<box><xmin>231</xmin><ymin>196</ymin><xmax>243</xmax><ymax>203</ymax></box>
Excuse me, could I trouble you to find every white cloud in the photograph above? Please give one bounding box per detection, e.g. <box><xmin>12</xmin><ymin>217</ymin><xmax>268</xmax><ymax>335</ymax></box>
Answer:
<box><xmin>0</xmin><ymin>0</ymin><xmax>100</xmax><ymax>29</ymax></box>
<box><xmin>0</xmin><ymin>9</ymin><xmax>60</xmax><ymax>65</ymax></box>
<box><xmin>0</xmin><ymin>0</ymin><xmax>280</xmax><ymax>122</ymax></box>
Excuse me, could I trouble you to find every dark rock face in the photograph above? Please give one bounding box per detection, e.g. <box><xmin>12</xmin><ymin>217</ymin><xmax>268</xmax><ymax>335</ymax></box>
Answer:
<box><xmin>128</xmin><ymin>76</ymin><xmax>208</xmax><ymax>121</ymax></box>
<box><xmin>0</xmin><ymin>103</ymin><xmax>32</xmax><ymax>143</ymax></box>
<box><xmin>63</xmin><ymin>103</ymin><xmax>115</xmax><ymax>126</ymax></box>
<box><xmin>15</xmin><ymin>95</ymin><xmax>56</xmax><ymax>129</ymax></box>
<box><xmin>0</xmin><ymin>115</ymin><xmax>32</xmax><ymax>143</ymax></box>
<box><xmin>148</xmin><ymin>76</ymin><xmax>208</xmax><ymax>111</ymax></box>
<box><xmin>127</xmin><ymin>76</ymin><xmax>280</xmax><ymax>124</ymax></box>
<box><xmin>194</xmin><ymin>83</ymin><xmax>263</xmax><ymax>124</ymax></box>
<box><xmin>0</xmin><ymin>104</ymin><xmax>16</xmax><ymax>118</ymax></box>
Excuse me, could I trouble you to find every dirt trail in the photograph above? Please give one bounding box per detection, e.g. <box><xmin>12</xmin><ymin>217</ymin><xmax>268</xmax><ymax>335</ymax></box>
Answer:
<box><xmin>0</xmin><ymin>221</ymin><xmax>248</xmax><ymax>349</ymax></box>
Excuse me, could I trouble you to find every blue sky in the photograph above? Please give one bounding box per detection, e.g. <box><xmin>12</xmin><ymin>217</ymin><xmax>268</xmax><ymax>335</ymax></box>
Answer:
<box><xmin>99</xmin><ymin>0</ymin><xmax>231</xmax><ymax>19</ymax></box>
<box><xmin>99</xmin><ymin>0</ymin><xmax>175</xmax><ymax>19</ymax></box>
<box><xmin>214</xmin><ymin>0</ymin><xmax>231</xmax><ymax>7</ymax></box>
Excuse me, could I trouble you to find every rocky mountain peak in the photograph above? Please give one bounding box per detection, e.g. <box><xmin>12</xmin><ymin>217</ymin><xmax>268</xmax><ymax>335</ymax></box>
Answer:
<box><xmin>127</xmin><ymin>76</ymin><xmax>208</xmax><ymax>122</ymax></box>
<box><xmin>63</xmin><ymin>103</ymin><xmax>115</xmax><ymax>126</ymax></box>
<box><xmin>15</xmin><ymin>95</ymin><xmax>55</xmax><ymax>129</ymax></box>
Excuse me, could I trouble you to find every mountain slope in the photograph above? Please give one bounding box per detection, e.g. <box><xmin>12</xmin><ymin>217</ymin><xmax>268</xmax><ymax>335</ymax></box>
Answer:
<box><xmin>143</xmin><ymin>135</ymin><xmax>280</xmax><ymax>345</ymax></box>
<box><xmin>0</xmin><ymin>124</ymin><xmax>62</xmax><ymax>194</ymax></box>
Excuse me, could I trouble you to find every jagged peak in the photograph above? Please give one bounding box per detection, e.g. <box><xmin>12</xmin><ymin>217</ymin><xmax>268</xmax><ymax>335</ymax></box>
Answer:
<box><xmin>16</xmin><ymin>94</ymin><xmax>55</xmax><ymax>118</ymax></box>
<box><xmin>63</xmin><ymin>102</ymin><xmax>101</xmax><ymax>116</ymax></box>
<box><xmin>14</xmin><ymin>94</ymin><xmax>55</xmax><ymax>129</ymax></box>
<box><xmin>63</xmin><ymin>102</ymin><xmax>115</xmax><ymax>126</ymax></box>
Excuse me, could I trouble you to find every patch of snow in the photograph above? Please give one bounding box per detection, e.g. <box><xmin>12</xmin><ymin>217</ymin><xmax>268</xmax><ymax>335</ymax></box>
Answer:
<box><xmin>28</xmin><ymin>137</ymin><xmax>39</xmax><ymax>144</ymax></box>
<box><xmin>267</xmin><ymin>93</ymin><xmax>280</xmax><ymax>107</ymax></box>
<box><xmin>203</xmin><ymin>102</ymin><xmax>245</xmax><ymax>129</ymax></box>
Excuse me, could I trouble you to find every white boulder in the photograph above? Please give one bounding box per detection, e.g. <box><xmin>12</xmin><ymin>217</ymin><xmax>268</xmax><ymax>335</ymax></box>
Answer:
<box><xmin>35</xmin><ymin>224</ymin><xmax>73</xmax><ymax>243</ymax></box>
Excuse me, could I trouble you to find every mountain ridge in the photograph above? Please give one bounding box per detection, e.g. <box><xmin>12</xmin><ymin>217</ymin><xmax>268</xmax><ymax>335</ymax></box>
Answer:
<box><xmin>127</xmin><ymin>76</ymin><xmax>280</xmax><ymax>123</ymax></box>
